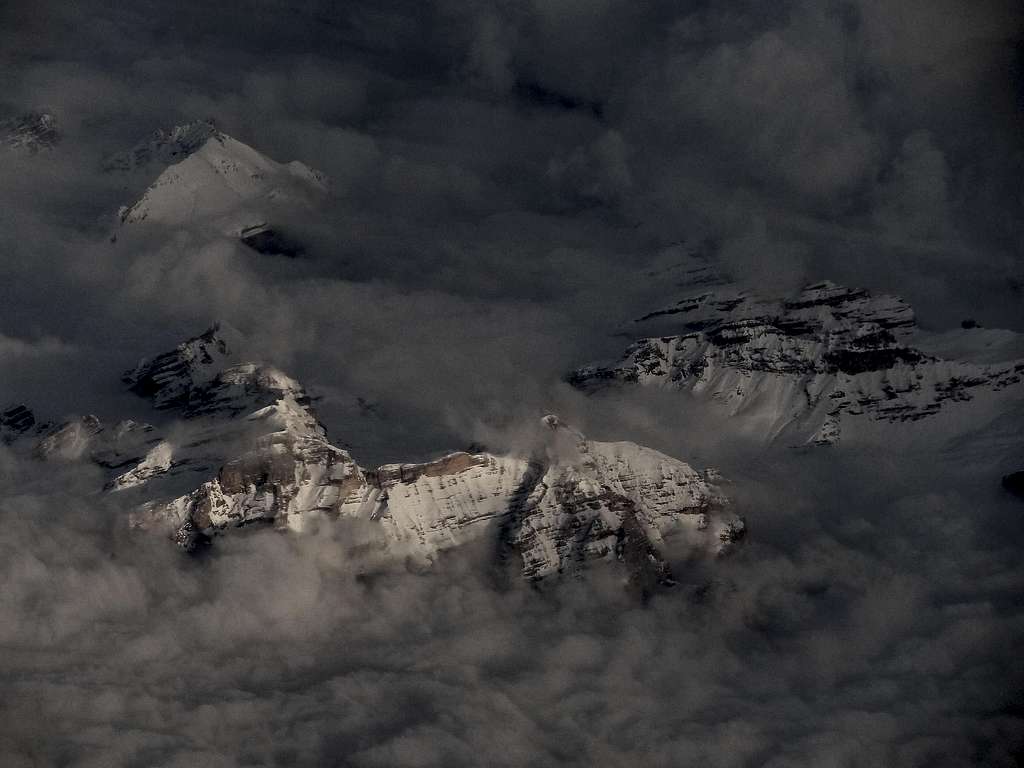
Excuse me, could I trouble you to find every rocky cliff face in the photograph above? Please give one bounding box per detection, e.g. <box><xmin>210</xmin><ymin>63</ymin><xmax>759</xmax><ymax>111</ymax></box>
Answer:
<box><xmin>571</xmin><ymin>281</ymin><xmax>1024</xmax><ymax>444</ymax></box>
<box><xmin>121</xmin><ymin>323</ymin><xmax>312</xmax><ymax>420</ymax></box>
<box><xmin>138</xmin><ymin>410</ymin><xmax>739</xmax><ymax>582</ymax></box>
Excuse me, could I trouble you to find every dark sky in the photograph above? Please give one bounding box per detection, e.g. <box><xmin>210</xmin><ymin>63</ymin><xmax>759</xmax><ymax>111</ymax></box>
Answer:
<box><xmin>1</xmin><ymin>2</ymin><xmax>1023</xmax><ymax>765</ymax></box>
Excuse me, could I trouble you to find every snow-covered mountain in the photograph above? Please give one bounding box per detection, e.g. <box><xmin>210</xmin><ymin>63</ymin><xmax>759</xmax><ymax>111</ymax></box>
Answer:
<box><xmin>14</xmin><ymin>118</ymin><xmax>1016</xmax><ymax>579</ymax></box>
<box><xmin>1</xmin><ymin>111</ymin><xmax>60</xmax><ymax>153</ymax></box>
<box><xmin>570</xmin><ymin>279</ymin><xmax>1024</xmax><ymax>444</ymax></box>
<box><xmin>4</xmin><ymin>326</ymin><xmax>742</xmax><ymax>585</ymax></box>
<box><xmin>108</xmin><ymin>121</ymin><xmax>327</xmax><ymax>247</ymax></box>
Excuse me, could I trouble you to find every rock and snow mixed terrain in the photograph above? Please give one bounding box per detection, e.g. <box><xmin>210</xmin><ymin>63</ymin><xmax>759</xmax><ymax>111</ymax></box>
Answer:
<box><xmin>3</xmin><ymin>324</ymin><xmax>742</xmax><ymax>585</ymax></box>
<box><xmin>7</xmin><ymin>118</ymin><xmax>1020</xmax><ymax>582</ymax></box>
<box><xmin>571</xmin><ymin>278</ymin><xmax>1024</xmax><ymax>445</ymax></box>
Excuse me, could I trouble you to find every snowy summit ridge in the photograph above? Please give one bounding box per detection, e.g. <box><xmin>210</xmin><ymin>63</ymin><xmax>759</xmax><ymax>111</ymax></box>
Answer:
<box><xmin>123</xmin><ymin>327</ymin><xmax>741</xmax><ymax>583</ymax></box>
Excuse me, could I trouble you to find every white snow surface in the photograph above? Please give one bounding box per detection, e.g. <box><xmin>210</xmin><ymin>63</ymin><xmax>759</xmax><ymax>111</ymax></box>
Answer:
<box><xmin>116</xmin><ymin>127</ymin><xmax>327</xmax><ymax>234</ymax></box>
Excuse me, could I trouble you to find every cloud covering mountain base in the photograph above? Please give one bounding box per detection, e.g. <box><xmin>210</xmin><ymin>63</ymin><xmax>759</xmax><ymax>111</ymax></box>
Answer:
<box><xmin>2</xmin><ymin>418</ymin><xmax>1022</xmax><ymax>767</ymax></box>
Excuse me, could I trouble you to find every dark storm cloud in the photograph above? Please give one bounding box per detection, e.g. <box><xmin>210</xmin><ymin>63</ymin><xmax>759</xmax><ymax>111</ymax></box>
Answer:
<box><xmin>4</xmin><ymin>1</ymin><xmax>1022</xmax><ymax>323</ymax></box>
<box><xmin>1</xmin><ymin>1</ymin><xmax>1023</xmax><ymax>765</ymax></box>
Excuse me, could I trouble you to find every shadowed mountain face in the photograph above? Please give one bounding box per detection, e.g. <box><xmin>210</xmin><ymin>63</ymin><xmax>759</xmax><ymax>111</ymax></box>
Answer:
<box><xmin>101</xmin><ymin>119</ymin><xmax>221</xmax><ymax>173</ymax></box>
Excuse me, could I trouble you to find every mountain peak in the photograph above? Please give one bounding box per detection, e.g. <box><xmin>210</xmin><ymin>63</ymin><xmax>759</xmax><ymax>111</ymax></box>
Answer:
<box><xmin>111</xmin><ymin>123</ymin><xmax>327</xmax><ymax>231</ymax></box>
<box><xmin>123</xmin><ymin>323</ymin><xmax>238</xmax><ymax>409</ymax></box>
<box><xmin>123</xmin><ymin>324</ymin><xmax>319</xmax><ymax>432</ymax></box>
<box><xmin>6</xmin><ymin>322</ymin><xmax>742</xmax><ymax>585</ymax></box>
<box><xmin>572</xmin><ymin>279</ymin><xmax>1023</xmax><ymax>444</ymax></box>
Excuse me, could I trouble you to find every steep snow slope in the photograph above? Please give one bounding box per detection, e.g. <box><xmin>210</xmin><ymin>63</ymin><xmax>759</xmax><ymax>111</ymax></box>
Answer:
<box><xmin>571</xmin><ymin>280</ymin><xmax>1024</xmax><ymax>445</ymax></box>
<box><xmin>111</xmin><ymin>121</ymin><xmax>327</xmax><ymax>237</ymax></box>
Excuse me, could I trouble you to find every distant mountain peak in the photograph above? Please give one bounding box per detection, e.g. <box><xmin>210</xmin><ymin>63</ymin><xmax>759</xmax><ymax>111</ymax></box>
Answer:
<box><xmin>109</xmin><ymin>121</ymin><xmax>327</xmax><ymax>235</ymax></box>
<box><xmin>123</xmin><ymin>323</ymin><xmax>236</xmax><ymax>409</ymax></box>
<box><xmin>571</xmin><ymin>280</ymin><xmax>1024</xmax><ymax>445</ymax></box>
<box><xmin>121</xmin><ymin>322</ymin><xmax>311</xmax><ymax>421</ymax></box>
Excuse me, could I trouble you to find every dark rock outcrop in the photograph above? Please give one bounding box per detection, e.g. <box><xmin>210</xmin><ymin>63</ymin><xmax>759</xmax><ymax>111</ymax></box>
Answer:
<box><xmin>1003</xmin><ymin>471</ymin><xmax>1024</xmax><ymax>500</ymax></box>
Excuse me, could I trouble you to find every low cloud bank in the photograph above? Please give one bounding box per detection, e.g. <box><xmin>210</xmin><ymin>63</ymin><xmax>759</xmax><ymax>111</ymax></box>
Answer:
<box><xmin>1</xmin><ymin>421</ymin><xmax>1021</xmax><ymax>767</ymax></box>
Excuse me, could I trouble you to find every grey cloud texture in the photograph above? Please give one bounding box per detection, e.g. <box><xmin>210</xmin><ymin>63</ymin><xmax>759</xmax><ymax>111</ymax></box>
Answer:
<box><xmin>1</xmin><ymin>1</ymin><xmax>1023</xmax><ymax>765</ymax></box>
<box><xmin>1</xmin><ymin>421</ymin><xmax>1022</xmax><ymax>766</ymax></box>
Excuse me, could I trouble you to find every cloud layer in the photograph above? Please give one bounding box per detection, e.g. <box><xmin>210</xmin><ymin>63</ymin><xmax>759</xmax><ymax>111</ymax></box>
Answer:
<box><xmin>1</xmin><ymin>1</ymin><xmax>1022</xmax><ymax>765</ymax></box>
<box><xmin>1</xmin><ymin>420</ymin><xmax>1023</xmax><ymax>766</ymax></box>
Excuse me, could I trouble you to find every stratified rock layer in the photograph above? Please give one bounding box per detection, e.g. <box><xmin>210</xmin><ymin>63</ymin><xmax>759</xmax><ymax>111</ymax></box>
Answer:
<box><xmin>571</xmin><ymin>281</ymin><xmax>1024</xmax><ymax>444</ymax></box>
